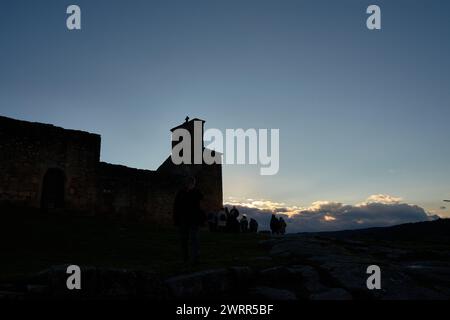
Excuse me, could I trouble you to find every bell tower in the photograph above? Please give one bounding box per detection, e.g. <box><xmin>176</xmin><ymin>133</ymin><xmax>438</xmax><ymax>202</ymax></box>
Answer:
<box><xmin>170</xmin><ymin>116</ymin><xmax>205</xmax><ymax>164</ymax></box>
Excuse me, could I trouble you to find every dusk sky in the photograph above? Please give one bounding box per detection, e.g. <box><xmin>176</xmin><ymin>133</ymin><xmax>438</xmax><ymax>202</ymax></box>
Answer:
<box><xmin>1</xmin><ymin>0</ymin><xmax>449</xmax><ymax>230</ymax></box>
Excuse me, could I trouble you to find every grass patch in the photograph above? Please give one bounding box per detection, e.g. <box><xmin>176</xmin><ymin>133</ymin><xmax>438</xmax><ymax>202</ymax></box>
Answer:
<box><xmin>0</xmin><ymin>209</ymin><xmax>271</xmax><ymax>281</ymax></box>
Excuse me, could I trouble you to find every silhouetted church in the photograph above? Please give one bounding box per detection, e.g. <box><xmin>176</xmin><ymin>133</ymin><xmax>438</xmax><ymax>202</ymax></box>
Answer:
<box><xmin>0</xmin><ymin>116</ymin><xmax>223</xmax><ymax>224</ymax></box>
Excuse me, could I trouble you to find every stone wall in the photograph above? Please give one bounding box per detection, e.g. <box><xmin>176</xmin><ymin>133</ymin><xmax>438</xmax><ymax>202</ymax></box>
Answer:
<box><xmin>0</xmin><ymin>116</ymin><xmax>100</xmax><ymax>212</ymax></box>
<box><xmin>96</xmin><ymin>163</ymin><xmax>183</xmax><ymax>224</ymax></box>
<box><xmin>195</xmin><ymin>163</ymin><xmax>223</xmax><ymax>214</ymax></box>
<box><xmin>0</xmin><ymin>115</ymin><xmax>223</xmax><ymax>223</ymax></box>
<box><xmin>157</xmin><ymin>158</ymin><xmax>223</xmax><ymax>216</ymax></box>
<box><xmin>97</xmin><ymin>161</ymin><xmax>223</xmax><ymax>224</ymax></box>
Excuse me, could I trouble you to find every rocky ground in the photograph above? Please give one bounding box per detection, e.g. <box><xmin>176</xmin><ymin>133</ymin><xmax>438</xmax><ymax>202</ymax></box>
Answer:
<box><xmin>1</xmin><ymin>219</ymin><xmax>450</xmax><ymax>300</ymax></box>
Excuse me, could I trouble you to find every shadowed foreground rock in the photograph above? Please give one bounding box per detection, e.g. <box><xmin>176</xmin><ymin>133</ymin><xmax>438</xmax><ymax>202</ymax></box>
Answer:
<box><xmin>1</xmin><ymin>220</ymin><xmax>450</xmax><ymax>300</ymax></box>
<box><xmin>264</xmin><ymin>221</ymin><xmax>450</xmax><ymax>300</ymax></box>
<box><xmin>165</xmin><ymin>269</ymin><xmax>235</xmax><ymax>299</ymax></box>
<box><xmin>0</xmin><ymin>265</ymin><xmax>169</xmax><ymax>300</ymax></box>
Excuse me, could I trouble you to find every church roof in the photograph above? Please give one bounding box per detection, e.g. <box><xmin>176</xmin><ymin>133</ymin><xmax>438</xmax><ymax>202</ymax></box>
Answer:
<box><xmin>170</xmin><ymin>117</ymin><xmax>205</xmax><ymax>132</ymax></box>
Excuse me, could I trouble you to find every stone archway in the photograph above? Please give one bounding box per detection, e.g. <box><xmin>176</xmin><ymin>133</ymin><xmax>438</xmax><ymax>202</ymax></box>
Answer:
<box><xmin>40</xmin><ymin>168</ymin><xmax>65</xmax><ymax>210</ymax></box>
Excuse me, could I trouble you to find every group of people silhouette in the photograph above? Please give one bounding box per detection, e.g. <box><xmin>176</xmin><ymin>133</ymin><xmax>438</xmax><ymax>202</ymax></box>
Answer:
<box><xmin>208</xmin><ymin>206</ymin><xmax>259</xmax><ymax>234</ymax></box>
<box><xmin>173</xmin><ymin>176</ymin><xmax>285</xmax><ymax>264</ymax></box>
<box><xmin>270</xmin><ymin>214</ymin><xmax>287</xmax><ymax>235</ymax></box>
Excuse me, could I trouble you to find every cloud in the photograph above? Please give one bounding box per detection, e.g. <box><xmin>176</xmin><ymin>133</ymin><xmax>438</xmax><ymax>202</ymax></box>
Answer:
<box><xmin>225</xmin><ymin>198</ymin><xmax>300</xmax><ymax>217</ymax></box>
<box><xmin>361</xmin><ymin>194</ymin><xmax>402</xmax><ymax>204</ymax></box>
<box><xmin>225</xmin><ymin>195</ymin><xmax>438</xmax><ymax>233</ymax></box>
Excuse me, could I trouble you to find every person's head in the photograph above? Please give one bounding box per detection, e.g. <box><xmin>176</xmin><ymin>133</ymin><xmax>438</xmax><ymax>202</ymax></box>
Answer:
<box><xmin>184</xmin><ymin>176</ymin><xmax>196</xmax><ymax>191</ymax></box>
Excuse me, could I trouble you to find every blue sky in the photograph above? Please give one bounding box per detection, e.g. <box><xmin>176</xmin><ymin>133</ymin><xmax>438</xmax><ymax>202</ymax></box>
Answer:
<box><xmin>1</xmin><ymin>0</ymin><xmax>449</xmax><ymax>222</ymax></box>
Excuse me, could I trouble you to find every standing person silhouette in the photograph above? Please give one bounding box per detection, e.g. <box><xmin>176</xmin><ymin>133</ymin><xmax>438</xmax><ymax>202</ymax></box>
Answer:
<box><xmin>224</xmin><ymin>207</ymin><xmax>231</xmax><ymax>232</ymax></box>
<box><xmin>270</xmin><ymin>214</ymin><xmax>279</xmax><ymax>235</ymax></box>
<box><xmin>240</xmin><ymin>215</ymin><xmax>249</xmax><ymax>233</ymax></box>
<box><xmin>230</xmin><ymin>206</ymin><xmax>240</xmax><ymax>233</ymax></box>
<box><xmin>173</xmin><ymin>176</ymin><xmax>205</xmax><ymax>265</ymax></box>
<box><xmin>249</xmin><ymin>218</ymin><xmax>258</xmax><ymax>233</ymax></box>
<box><xmin>279</xmin><ymin>217</ymin><xmax>287</xmax><ymax>235</ymax></box>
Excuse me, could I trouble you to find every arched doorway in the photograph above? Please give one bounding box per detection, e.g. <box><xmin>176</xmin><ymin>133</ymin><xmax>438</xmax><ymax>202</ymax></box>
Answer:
<box><xmin>41</xmin><ymin>168</ymin><xmax>65</xmax><ymax>210</ymax></box>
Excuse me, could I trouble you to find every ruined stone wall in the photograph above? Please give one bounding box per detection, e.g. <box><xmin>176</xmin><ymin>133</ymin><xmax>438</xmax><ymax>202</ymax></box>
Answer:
<box><xmin>97</xmin><ymin>163</ymin><xmax>184</xmax><ymax>225</ymax></box>
<box><xmin>157</xmin><ymin>157</ymin><xmax>223</xmax><ymax>216</ymax></box>
<box><xmin>0</xmin><ymin>116</ymin><xmax>100</xmax><ymax>212</ymax></box>
<box><xmin>1</xmin><ymin>116</ymin><xmax>223</xmax><ymax>224</ymax></box>
<box><xmin>97</xmin><ymin>160</ymin><xmax>223</xmax><ymax>225</ymax></box>
<box><xmin>97</xmin><ymin>162</ymin><xmax>154</xmax><ymax>221</ymax></box>
<box><xmin>196</xmin><ymin>163</ymin><xmax>223</xmax><ymax>214</ymax></box>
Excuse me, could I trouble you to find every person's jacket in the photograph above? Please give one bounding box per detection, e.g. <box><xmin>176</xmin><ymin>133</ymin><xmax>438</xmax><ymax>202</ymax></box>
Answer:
<box><xmin>173</xmin><ymin>188</ymin><xmax>205</xmax><ymax>227</ymax></box>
